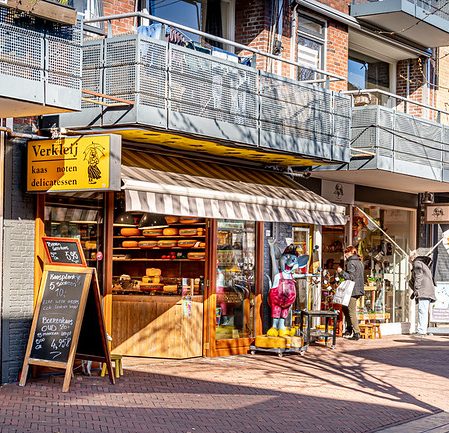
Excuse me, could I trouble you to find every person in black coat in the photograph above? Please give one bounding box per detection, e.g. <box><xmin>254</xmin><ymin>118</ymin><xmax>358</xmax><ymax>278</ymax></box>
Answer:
<box><xmin>337</xmin><ymin>245</ymin><xmax>365</xmax><ymax>340</ymax></box>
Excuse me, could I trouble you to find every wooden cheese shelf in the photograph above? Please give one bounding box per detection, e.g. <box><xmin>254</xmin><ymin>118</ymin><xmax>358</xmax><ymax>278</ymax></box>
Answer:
<box><xmin>114</xmin><ymin>236</ymin><xmax>206</xmax><ymax>239</ymax></box>
<box><xmin>113</xmin><ymin>247</ymin><xmax>205</xmax><ymax>250</ymax></box>
<box><xmin>112</xmin><ymin>258</ymin><xmax>205</xmax><ymax>262</ymax></box>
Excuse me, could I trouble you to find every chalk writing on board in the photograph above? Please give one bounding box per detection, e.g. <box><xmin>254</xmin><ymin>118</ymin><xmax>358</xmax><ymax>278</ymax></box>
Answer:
<box><xmin>43</xmin><ymin>238</ymin><xmax>84</xmax><ymax>266</ymax></box>
<box><xmin>30</xmin><ymin>271</ymin><xmax>86</xmax><ymax>362</ymax></box>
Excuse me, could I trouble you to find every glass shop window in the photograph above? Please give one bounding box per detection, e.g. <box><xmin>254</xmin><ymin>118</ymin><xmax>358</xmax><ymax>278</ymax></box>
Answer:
<box><xmin>216</xmin><ymin>220</ymin><xmax>256</xmax><ymax>340</ymax></box>
<box><xmin>44</xmin><ymin>193</ymin><xmax>105</xmax><ymax>290</ymax></box>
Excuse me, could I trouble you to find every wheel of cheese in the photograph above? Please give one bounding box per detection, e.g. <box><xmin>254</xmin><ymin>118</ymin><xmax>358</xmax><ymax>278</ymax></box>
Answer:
<box><xmin>163</xmin><ymin>285</ymin><xmax>178</xmax><ymax>293</ymax></box>
<box><xmin>163</xmin><ymin>228</ymin><xmax>178</xmax><ymax>236</ymax></box>
<box><xmin>122</xmin><ymin>240</ymin><xmax>138</xmax><ymax>248</ymax></box>
<box><xmin>197</xmin><ymin>228</ymin><xmax>205</xmax><ymax>235</ymax></box>
<box><xmin>179</xmin><ymin>228</ymin><xmax>197</xmax><ymax>236</ymax></box>
<box><xmin>146</xmin><ymin>268</ymin><xmax>162</xmax><ymax>277</ymax></box>
<box><xmin>177</xmin><ymin>239</ymin><xmax>197</xmax><ymax>248</ymax></box>
<box><xmin>85</xmin><ymin>241</ymin><xmax>97</xmax><ymax>250</ymax></box>
<box><xmin>179</xmin><ymin>217</ymin><xmax>201</xmax><ymax>224</ymax></box>
<box><xmin>164</xmin><ymin>216</ymin><xmax>179</xmax><ymax>224</ymax></box>
<box><xmin>120</xmin><ymin>228</ymin><xmax>140</xmax><ymax>237</ymax></box>
<box><xmin>187</xmin><ymin>251</ymin><xmax>205</xmax><ymax>260</ymax></box>
<box><xmin>158</xmin><ymin>240</ymin><xmax>177</xmax><ymax>248</ymax></box>
<box><xmin>138</xmin><ymin>240</ymin><xmax>158</xmax><ymax>249</ymax></box>
<box><xmin>142</xmin><ymin>276</ymin><xmax>161</xmax><ymax>284</ymax></box>
<box><xmin>142</xmin><ymin>228</ymin><xmax>163</xmax><ymax>237</ymax></box>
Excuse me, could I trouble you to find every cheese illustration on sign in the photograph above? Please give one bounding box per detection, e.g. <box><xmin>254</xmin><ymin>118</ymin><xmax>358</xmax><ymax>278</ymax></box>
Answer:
<box><xmin>27</xmin><ymin>135</ymin><xmax>121</xmax><ymax>193</ymax></box>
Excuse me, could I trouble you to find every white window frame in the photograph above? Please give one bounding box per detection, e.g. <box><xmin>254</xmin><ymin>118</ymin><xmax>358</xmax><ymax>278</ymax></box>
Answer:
<box><xmin>296</xmin><ymin>11</ymin><xmax>327</xmax><ymax>81</ymax></box>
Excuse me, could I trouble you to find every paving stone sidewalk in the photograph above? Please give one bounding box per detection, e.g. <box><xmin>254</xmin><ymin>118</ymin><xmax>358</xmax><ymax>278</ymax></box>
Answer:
<box><xmin>1</xmin><ymin>335</ymin><xmax>449</xmax><ymax>433</ymax></box>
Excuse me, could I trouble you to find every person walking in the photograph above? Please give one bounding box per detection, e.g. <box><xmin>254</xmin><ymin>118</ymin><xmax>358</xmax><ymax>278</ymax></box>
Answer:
<box><xmin>409</xmin><ymin>252</ymin><xmax>436</xmax><ymax>336</ymax></box>
<box><xmin>337</xmin><ymin>246</ymin><xmax>365</xmax><ymax>341</ymax></box>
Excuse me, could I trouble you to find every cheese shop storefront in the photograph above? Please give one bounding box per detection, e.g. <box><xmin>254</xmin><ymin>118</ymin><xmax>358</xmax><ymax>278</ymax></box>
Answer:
<box><xmin>34</xmin><ymin>144</ymin><xmax>346</xmax><ymax>358</ymax></box>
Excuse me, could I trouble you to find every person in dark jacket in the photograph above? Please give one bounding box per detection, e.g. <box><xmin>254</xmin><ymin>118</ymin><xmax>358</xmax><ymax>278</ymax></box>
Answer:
<box><xmin>337</xmin><ymin>245</ymin><xmax>365</xmax><ymax>340</ymax></box>
<box><xmin>409</xmin><ymin>252</ymin><xmax>436</xmax><ymax>336</ymax></box>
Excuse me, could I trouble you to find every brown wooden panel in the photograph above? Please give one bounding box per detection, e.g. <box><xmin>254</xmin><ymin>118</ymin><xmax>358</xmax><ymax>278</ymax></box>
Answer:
<box><xmin>3</xmin><ymin>0</ymin><xmax>77</xmax><ymax>25</ymax></box>
<box><xmin>112</xmin><ymin>295</ymin><xmax>203</xmax><ymax>358</ymax></box>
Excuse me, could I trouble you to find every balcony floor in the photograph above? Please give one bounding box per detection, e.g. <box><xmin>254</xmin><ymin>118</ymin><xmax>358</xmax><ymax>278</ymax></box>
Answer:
<box><xmin>0</xmin><ymin>97</ymin><xmax>73</xmax><ymax>118</ymax></box>
<box><xmin>314</xmin><ymin>166</ymin><xmax>449</xmax><ymax>193</ymax></box>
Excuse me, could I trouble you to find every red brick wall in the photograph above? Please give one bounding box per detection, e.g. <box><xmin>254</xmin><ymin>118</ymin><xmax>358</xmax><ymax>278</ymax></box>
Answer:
<box><xmin>103</xmin><ymin>0</ymin><xmax>135</xmax><ymax>35</ymax></box>
<box><xmin>235</xmin><ymin>0</ymin><xmax>272</xmax><ymax>71</ymax></box>
<box><xmin>397</xmin><ymin>58</ymin><xmax>426</xmax><ymax>118</ymax></box>
<box><xmin>326</xmin><ymin>21</ymin><xmax>348</xmax><ymax>91</ymax></box>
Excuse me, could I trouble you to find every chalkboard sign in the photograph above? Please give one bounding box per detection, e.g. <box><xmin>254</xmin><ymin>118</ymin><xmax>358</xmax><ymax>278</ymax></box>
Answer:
<box><xmin>43</xmin><ymin>237</ymin><xmax>86</xmax><ymax>267</ymax></box>
<box><xmin>20</xmin><ymin>265</ymin><xmax>114</xmax><ymax>392</ymax></box>
<box><xmin>30</xmin><ymin>270</ymin><xmax>86</xmax><ymax>362</ymax></box>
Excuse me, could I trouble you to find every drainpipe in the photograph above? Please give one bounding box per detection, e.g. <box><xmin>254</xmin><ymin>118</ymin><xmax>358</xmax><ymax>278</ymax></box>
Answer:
<box><xmin>290</xmin><ymin>2</ymin><xmax>298</xmax><ymax>79</ymax></box>
<box><xmin>0</xmin><ymin>126</ymin><xmax>43</xmax><ymax>141</ymax></box>
<box><xmin>406</xmin><ymin>60</ymin><xmax>410</xmax><ymax>115</ymax></box>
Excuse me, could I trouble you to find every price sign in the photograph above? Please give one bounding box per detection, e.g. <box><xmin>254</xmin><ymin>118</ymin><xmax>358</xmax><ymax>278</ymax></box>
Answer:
<box><xmin>43</xmin><ymin>237</ymin><xmax>86</xmax><ymax>267</ymax></box>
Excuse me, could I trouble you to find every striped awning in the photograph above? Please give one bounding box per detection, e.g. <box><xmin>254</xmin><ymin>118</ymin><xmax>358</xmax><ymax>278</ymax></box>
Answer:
<box><xmin>121</xmin><ymin>152</ymin><xmax>346</xmax><ymax>226</ymax></box>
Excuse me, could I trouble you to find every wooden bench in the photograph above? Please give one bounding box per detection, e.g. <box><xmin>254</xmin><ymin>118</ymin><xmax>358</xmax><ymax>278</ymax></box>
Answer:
<box><xmin>358</xmin><ymin>324</ymin><xmax>374</xmax><ymax>339</ymax></box>
<box><xmin>101</xmin><ymin>354</ymin><xmax>123</xmax><ymax>378</ymax></box>
<box><xmin>358</xmin><ymin>323</ymin><xmax>382</xmax><ymax>339</ymax></box>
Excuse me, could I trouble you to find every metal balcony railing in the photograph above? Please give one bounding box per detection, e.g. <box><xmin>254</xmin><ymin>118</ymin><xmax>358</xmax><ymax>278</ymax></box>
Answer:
<box><xmin>0</xmin><ymin>5</ymin><xmax>82</xmax><ymax>114</ymax></box>
<box><xmin>344</xmin><ymin>89</ymin><xmax>449</xmax><ymax>181</ymax></box>
<box><xmin>59</xmin><ymin>12</ymin><xmax>352</xmax><ymax>164</ymax></box>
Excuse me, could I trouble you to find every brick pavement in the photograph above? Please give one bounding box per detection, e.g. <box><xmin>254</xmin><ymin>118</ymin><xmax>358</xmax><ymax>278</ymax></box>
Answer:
<box><xmin>1</xmin><ymin>335</ymin><xmax>449</xmax><ymax>433</ymax></box>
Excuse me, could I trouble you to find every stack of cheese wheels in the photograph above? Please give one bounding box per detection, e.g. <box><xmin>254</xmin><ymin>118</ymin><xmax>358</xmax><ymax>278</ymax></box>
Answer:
<box><xmin>122</xmin><ymin>240</ymin><xmax>138</xmax><ymax>248</ymax></box>
<box><xmin>187</xmin><ymin>251</ymin><xmax>205</xmax><ymax>260</ymax></box>
<box><xmin>121</xmin><ymin>228</ymin><xmax>140</xmax><ymax>237</ymax></box>
<box><xmin>197</xmin><ymin>227</ymin><xmax>205</xmax><ymax>236</ymax></box>
<box><xmin>85</xmin><ymin>241</ymin><xmax>97</xmax><ymax>250</ymax></box>
<box><xmin>179</xmin><ymin>228</ymin><xmax>197</xmax><ymax>236</ymax></box>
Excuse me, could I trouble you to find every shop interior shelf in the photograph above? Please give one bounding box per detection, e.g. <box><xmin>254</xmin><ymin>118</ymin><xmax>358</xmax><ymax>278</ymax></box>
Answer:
<box><xmin>114</xmin><ymin>236</ymin><xmax>205</xmax><ymax>239</ymax></box>
<box><xmin>112</xmin><ymin>258</ymin><xmax>205</xmax><ymax>262</ymax></box>
<box><xmin>113</xmin><ymin>247</ymin><xmax>205</xmax><ymax>250</ymax></box>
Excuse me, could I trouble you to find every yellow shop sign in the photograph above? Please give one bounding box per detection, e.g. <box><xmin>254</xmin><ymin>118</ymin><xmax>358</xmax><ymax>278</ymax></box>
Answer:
<box><xmin>27</xmin><ymin>134</ymin><xmax>121</xmax><ymax>192</ymax></box>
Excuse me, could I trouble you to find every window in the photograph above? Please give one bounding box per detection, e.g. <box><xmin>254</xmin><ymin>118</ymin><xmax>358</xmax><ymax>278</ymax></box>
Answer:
<box><xmin>216</xmin><ymin>220</ymin><xmax>256</xmax><ymax>340</ymax></box>
<box><xmin>297</xmin><ymin>13</ymin><xmax>326</xmax><ymax>82</ymax></box>
<box><xmin>70</xmin><ymin>0</ymin><xmax>103</xmax><ymax>30</ymax></box>
<box><xmin>348</xmin><ymin>51</ymin><xmax>390</xmax><ymax>92</ymax></box>
<box><xmin>138</xmin><ymin>0</ymin><xmax>234</xmax><ymax>47</ymax></box>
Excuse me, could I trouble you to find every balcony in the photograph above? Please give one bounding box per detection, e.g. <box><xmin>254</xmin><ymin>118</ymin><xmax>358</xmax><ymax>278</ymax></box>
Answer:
<box><xmin>315</xmin><ymin>89</ymin><xmax>449</xmax><ymax>192</ymax></box>
<box><xmin>52</xmin><ymin>13</ymin><xmax>352</xmax><ymax>166</ymax></box>
<box><xmin>350</xmin><ymin>0</ymin><xmax>449</xmax><ymax>47</ymax></box>
<box><xmin>0</xmin><ymin>6</ymin><xmax>81</xmax><ymax>117</ymax></box>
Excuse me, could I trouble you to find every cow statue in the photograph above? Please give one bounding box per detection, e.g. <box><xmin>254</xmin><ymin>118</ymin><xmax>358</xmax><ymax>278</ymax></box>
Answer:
<box><xmin>267</xmin><ymin>239</ymin><xmax>309</xmax><ymax>337</ymax></box>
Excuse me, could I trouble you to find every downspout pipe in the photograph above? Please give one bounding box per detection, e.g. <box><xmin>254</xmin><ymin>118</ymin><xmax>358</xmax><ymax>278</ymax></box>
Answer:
<box><xmin>290</xmin><ymin>1</ymin><xmax>299</xmax><ymax>79</ymax></box>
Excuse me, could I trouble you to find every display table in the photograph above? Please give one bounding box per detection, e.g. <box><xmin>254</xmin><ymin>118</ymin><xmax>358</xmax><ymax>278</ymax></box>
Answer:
<box><xmin>294</xmin><ymin>310</ymin><xmax>338</xmax><ymax>349</ymax></box>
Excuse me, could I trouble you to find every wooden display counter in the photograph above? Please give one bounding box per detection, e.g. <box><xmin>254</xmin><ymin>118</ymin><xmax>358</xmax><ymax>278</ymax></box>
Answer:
<box><xmin>111</xmin><ymin>294</ymin><xmax>203</xmax><ymax>359</ymax></box>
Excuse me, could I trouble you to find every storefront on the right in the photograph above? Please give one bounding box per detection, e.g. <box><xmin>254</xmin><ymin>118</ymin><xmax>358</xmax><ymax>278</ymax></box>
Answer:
<box><xmin>320</xmin><ymin>180</ymin><xmax>418</xmax><ymax>334</ymax></box>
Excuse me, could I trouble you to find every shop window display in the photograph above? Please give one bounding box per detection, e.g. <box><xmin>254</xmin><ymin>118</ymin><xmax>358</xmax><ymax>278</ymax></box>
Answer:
<box><xmin>353</xmin><ymin>206</ymin><xmax>412</xmax><ymax>323</ymax></box>
<box><xmin>216</xmin><ymin>220</ymin><xmax>256</xmax><ymax>340</ymax></box>
<box><xmin>44</xmin><ymin>194</ymin><xmax>105</xmax><ymax>289</ymax></box>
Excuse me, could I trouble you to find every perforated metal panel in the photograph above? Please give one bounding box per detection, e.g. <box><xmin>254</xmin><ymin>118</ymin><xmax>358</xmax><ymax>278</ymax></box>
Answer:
<box><xmin>333</xmin><ymin>93</ymin><xmax>351</xmax><ymax>148</ymax></box>
<box><xmin>260</xmin><ymin>72</ymin><xmax>333</xmax><ymax>144</ymax></box>
<box><xmin>169</xmin><ymin>45</ymin><xmax>258</xmax><ymax>128</ymax></box>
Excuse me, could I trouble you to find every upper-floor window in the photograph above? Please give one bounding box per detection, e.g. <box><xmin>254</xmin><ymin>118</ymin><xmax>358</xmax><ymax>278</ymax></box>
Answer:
<box><xmin>297</xmin><ymin>13</ymin><xmax>326</xmax><ymax>82</ymax></box>
<box><xmin>348</xmin><ymin>50</ymin><xmax>390</xmax><ymax>92</ymax></box>
<box><xmin>70</xmin><ymin>0</ymin><xmax>103</xmax><ymax>31</ymax></box>
<box><xmin>138</xmin><ymin>0</ymin><xmax>234</xmax><ymax>47</ymax></box>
